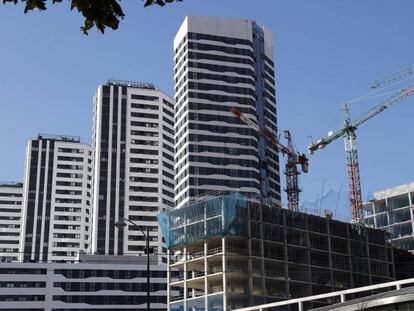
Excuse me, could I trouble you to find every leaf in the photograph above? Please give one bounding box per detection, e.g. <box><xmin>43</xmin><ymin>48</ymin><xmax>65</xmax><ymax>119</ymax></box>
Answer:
<box><xmin>2</xmin><ymin>0</ymin><xmax>19</xmax><ymax>4</ymax></box>
<box><xmin>71</xmin><ymin>0</ymin><xmax>89</xmax><ymax>12</ymax></box>
<box><xmin>81</xmin><ymin>19</ymin><xmax>94</xmax><ymax>35</ymax></box>
<box><xmin>24</xmin><ymin>0</ymin><xmax>47</xmax><ymax>13</ymax></box>
<box><xmin>144</xmin><ymin>0</ymin><xmax>182</xmax><ymax>7</ymax></box>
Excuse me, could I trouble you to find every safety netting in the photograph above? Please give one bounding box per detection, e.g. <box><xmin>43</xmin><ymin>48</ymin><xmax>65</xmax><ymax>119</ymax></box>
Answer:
<box><xmin>158</xmin><ymin>193</ymin><xmax>249</xmax><ymax>248</ymax></box>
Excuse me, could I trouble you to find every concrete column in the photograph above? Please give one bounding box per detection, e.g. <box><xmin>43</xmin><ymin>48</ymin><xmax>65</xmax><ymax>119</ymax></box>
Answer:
<box><xmin>283</xmin><ymin>210</ymin><xmax>289</xmax><ymax>299</ymax></box>
<box><xmin>364</xmin><ymin>228</ymin><xmax>373</xmax><ymax>285</ymax></box>
<box><xmin>204</xmin><ymin>240</ymin><xmax>208</xmax><ymax>311</ymax></box>
<box><xmin>327</xmin><ymin>218</ymin><xmax>334</xmax><ymax>291</ymax></box>
<box><xmin>222</xmin><ymin>236</ymin><xmax>227</xmax><ymax>311</ymax></box>
<box><xmin>347</xmin><ymin>225</ymin><xmax>354</xmax><ymax>288</ymax></box>
<box><xmin>167</xmin><ymin>248</ymin><xmax>171</xmax><ymax>311</ymax></box>
<box><xmin>204</xmin><ymin>202</ymin><xmax>208</xmax><ymax>308</ymax></box>
<box><xmin>183</xmin><ymin>245</ymin><xmax>187</xmax><ymax>311</ymax></box>
<box><xmin>259</xmin><ymin>204</ymin><xmax>265</xmax><ymax>299</ymax></box>
<box><xmin>247</xmin><ymin>204</ymin><xmax>253</xmax><ymax>305</ymax></box>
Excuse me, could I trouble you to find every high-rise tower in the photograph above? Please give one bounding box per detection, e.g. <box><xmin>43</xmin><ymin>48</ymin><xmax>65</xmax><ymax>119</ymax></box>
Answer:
<box><xmin>91</xmin><ymin>80</ymin><xmax>174</xmax><ymax>260</ymax></box>
<box><xmin>20</xmin><ymin>134</ymin><xmax>92</xmax><ymax>262</ymax></box>
<box><xmin>173</xmin><ymin>16</ymin><xmax>280</xmax><ymax>208</ymax></box>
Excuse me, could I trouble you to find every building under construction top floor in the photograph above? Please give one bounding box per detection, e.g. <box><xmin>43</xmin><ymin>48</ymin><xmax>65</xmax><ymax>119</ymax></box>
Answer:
<box><xmin>158</xmin><ymin>193</ymin><xmax>395</xmax><ymax>311</ymax></box>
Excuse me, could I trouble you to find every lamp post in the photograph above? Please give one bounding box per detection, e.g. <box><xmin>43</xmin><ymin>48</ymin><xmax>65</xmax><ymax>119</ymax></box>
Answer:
<box><xmin>114</xmin><ymin>218</ymin><xmax>150</xmax><ymax>311</ymax></box>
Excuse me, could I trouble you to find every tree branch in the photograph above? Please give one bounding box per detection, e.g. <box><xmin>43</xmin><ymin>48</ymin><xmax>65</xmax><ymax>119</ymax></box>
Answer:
<box><xmin>2</xmin><ymin>0</ymin><xmax>182</xmax><ymax>34</ymax></box>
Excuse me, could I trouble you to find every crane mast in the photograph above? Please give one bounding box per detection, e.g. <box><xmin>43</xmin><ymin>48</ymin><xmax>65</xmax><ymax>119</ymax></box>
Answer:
<box><xmin>231</xmin><ymin>107</ymin><xmax>308</xmax><ymax>211</ymax></box>
<box><xmin>284</xmin><ymin>130</ymin><xmax>303</xmax><ymax>212</ymax></box>
<box><xmin>343</xmin><ymin>104</ymin><xmax>363</xmax><ymax>223</ymax></box>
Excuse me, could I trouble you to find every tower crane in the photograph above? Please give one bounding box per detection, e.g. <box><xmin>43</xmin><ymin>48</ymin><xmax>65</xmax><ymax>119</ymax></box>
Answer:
<box><xmin>231</xmin><ymin>107</ymin><xmax>309</xmax><ymax>211</ymax></box>
<box><xmin>309</xmin><ymin>77</ymin><xmax>414</xmax><ymax>224</ymax></box>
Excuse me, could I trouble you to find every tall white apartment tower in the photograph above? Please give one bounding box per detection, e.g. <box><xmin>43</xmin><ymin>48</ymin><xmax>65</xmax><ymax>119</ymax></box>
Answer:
<box><xmin>91</xmin><ymin>80</ymin><xmax>174</xmax><ymax>260</ymax></box>
<box><xmin>0</xmin><ymin>182</ymin><xmax>23</xmax><ymax>262</ymax></box>
<box><xmin>20</xmin><ymin>134</ymin><xmax>92</xmax><ymax>263</ymax></box>
<box><xmin>174</xmin><ymin>16</ymin><xmax>280</xmax><ymax>208</ymax></box>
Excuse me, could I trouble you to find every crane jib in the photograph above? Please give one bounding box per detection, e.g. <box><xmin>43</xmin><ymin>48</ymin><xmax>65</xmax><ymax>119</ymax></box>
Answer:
<box><xmin>310</xmin><ymin>82</ymin><xmax>414</xmax><ymax>154</ymax></box>
<box><xmin>371</xmin><ymin>64</ymin><xmax>414</xmax><ymax>89</ymax></box>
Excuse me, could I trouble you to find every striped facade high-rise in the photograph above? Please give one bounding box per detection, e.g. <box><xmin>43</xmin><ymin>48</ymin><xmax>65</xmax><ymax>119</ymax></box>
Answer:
<box><xmin>173</xmin><ymin>16</ymin><xmax>281</xmax><ymax>208</ymax></box>
<box><xmin>91</xmin><ymin>80</ymin><xmax>174</xmax><ymax>261</ymax></box>
<box><xmin>20</xmin><ymin>135</ymin><xmax>92</xmax><ymax>262</ymax></box>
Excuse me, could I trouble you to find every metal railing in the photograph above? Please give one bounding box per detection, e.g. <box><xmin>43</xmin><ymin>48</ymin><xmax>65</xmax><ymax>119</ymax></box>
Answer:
<box><xmin>208</xmin><ymin>247</ymin><xmax>223</xmax><ymax>255</ymax></box>
<box><xmin>208</xmin><ymin>286</ymin><xmax>223</xmax><ymax>294</ymax></box>
<box><xmin>171</xmin><ymin>274</ymin><xmax>185</xmax><ymax>283</ymax></box>
<box><xmin>210</xmin><ymin>266</ymin><xmax>223</xmax><ymax>274</ymax></box>
<box><xmin>233</xmin><ymin>277</ymin><xmax>414</xmax><ymax>311</ymax></box>
<box><xmin>170</xmin><ymin>294</ymin><xmax>184</xmax><ymax>302</ymax></box>
<box><xmin>193</xmin><ymin>271</ymin><xmax>205</xmax><ymax>278</ymax></box>
<box><xmin>170</xmin><ymin>251</ymin><xmax>205</xmax><ymax>264</ymax></box>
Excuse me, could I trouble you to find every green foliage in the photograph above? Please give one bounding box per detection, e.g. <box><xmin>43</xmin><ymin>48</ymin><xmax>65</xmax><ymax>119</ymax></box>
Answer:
<box><xmin>2</xmin><ymin>0</ymin><xmax>182</xmax><ymax>34</ymax></box>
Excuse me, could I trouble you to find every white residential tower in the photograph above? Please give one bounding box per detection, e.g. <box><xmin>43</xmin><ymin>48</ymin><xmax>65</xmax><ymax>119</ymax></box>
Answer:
<box><xmin>91</xmin><ymin>80</ymin><xmax>174</xmax><ymax>261</ymax></box>
<box><xmin>20</xmin><ymin>134</ymin><xmax>92</xmax><ymax>262</ymax></box>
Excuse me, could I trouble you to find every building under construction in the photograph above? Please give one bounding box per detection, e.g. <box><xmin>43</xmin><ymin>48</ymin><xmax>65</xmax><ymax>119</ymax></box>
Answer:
<box><xmin>363</xmin><ymin>182</ymin><xmax>414</xmax><ymax>252</ymax></box>
<box><xmin>159</xmin><ymin>193</ymin><xmax>395</xmax><ymax>311</ymax></box>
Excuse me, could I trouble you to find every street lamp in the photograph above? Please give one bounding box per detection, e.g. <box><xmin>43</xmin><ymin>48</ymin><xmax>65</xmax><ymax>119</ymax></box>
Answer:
<box><xmin>114</xmin><ymin>217</ymin><xmax>151</xmax><ymax>311</ymax></box>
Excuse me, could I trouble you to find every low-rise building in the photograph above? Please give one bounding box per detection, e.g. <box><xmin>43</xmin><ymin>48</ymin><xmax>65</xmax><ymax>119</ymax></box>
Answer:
<box><xmin>0</xmin><ymin>254</ymin><xmax>168</xmax><ymax>311</ymax></box>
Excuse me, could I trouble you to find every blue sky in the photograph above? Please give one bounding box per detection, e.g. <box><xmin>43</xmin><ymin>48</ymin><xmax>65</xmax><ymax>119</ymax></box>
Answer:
<box><xmin>1</xmin><ymin>0</ymin><xmax>413</xmax><ymax>217</ymax></box>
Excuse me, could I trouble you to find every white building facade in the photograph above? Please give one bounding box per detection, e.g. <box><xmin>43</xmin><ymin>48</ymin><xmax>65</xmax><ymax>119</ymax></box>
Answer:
<box><xmin>173</xmin><ymin>16</ymin><xmax>280</xmax><ymax>208</ymax></box>
<box><xmin>20</xmin><ymin>134</ymin><xmax>92</xmax><ymax>263</ymax></box>
<box><xmin>0</xmin><ymin>254</ymin><xmax>168</xmax><ymax>311</ymax></box>
<box><xmin>91</xmin><ymin>80</ymin><xmax>174</xmax><ymax>260</ymax></box>
<box><xmin>0</xmin><ymin>182</ymin><xmax>23</xmax><ymax>262</ymax></box>
<box><xmin>363</xmin><ymin>182</ymin><xmax>414</xmax><ymax>252</ymax></box>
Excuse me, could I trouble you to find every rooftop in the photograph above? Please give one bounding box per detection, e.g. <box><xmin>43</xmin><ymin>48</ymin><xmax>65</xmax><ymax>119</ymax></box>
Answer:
<box><xmin>78</xmin><ymin>253</ymin><xmax>160</xmax><ymax>265</ymax></box>
<box><xmin>107</xmin><ymin>79</ymin><xmax>158</xmax><ymax>90</ymax></box>
<box><xmin>373</xmin><ymin>182</ymin><xmax>414</xmax><ymax>200</ymax></box>
<box><xmin>37</xmin><ymin>133</ymin><xmax>81</xmax><ymax>143</ymax></box>
<box><xmin>0</xmin><ymin>181</ymin><xmax>23</xmax><ymax>188</ymax></box>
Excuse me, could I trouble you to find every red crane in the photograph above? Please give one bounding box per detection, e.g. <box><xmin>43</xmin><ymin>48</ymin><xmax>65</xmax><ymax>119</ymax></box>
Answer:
<box><xmin>231</xmin><ymin>107</ymin><xmax>309</xmax><ymax>211</ymax></box>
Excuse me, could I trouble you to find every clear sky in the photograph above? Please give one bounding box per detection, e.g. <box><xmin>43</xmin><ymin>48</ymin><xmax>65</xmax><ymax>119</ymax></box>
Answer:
<box><xmin>1</xmin><ymin>0</ymin><xmax>413</xmax><ymax>218</ymax></box>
